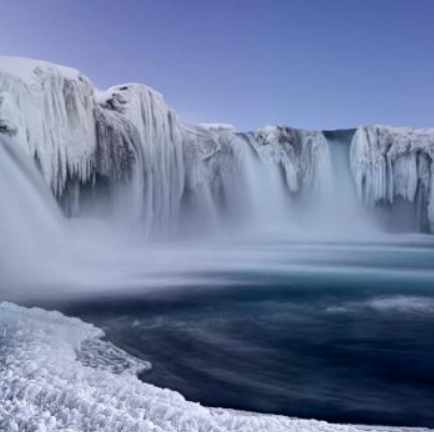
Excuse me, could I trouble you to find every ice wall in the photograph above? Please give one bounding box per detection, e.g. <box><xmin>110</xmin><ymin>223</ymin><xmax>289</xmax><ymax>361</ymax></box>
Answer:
<box><xmin>0</xmin><ymin>57</ymin><xmax>97</xmax><ymax>196</ymax></box>
<box><xmin>0</xmin><ymin>57</ymin><xmax>335</xmax><ymax>237</ymax></box>
<box><xmin>350</xmin><ymin>126</ymin><xmax>434</xmax><ymax>232</ymax></box>
<box><xmin>1</xmin><ymin>57</ymin><xmax>433</xmax><ymax>236</ymax></box>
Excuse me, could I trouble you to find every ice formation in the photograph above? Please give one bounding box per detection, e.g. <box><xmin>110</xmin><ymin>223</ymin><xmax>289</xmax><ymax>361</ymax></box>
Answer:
<box><xmin>0</xmin><ymin>57</ymin><xmax>97</xmax><ymax>197</ymax></box>
<box><xmin>0</xmin><ymin>57</ymin><xmax>341</xmax><ymax>237</ymax></box>
<box><xmin>1</xmin><ymin>57</ymin><xmax>434</xmax><ymax>236</ymax></box>
<box><xmin>1</xmin><ymin>302</ymin><xmax>429</xmax><ymax>432</ymax></box>
<box><xmin>350</xmin><ymin>126</ymin><xmax>434</xmax><ymax>231</ymax></box>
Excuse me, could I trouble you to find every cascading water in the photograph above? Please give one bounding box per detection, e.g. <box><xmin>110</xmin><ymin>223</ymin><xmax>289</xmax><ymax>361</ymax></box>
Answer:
<box><xmin>237</xmin><ymin>133</ymin><xmax>291</xmax><ymax>229</ymax></box>
<box><xmin>0</xmin><ymin>135</ymin><xmax>64</xmax><ymax>293</ymax></box>
<box><xmin>323</xmin><ymin>130</ymin><xmax>379</xmax><ymax>236</ymax></box>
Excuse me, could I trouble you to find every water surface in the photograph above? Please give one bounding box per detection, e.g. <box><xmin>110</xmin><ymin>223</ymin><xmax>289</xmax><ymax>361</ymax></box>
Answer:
<box><xmin>61</xmin><ymin>237</ymin><xmax>434</xmax><ymax>429</ymax></box>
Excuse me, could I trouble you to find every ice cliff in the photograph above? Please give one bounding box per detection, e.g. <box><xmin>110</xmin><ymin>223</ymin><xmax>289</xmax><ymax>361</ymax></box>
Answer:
<box><xmin>1</xmin><ymin>57</ymin><xmax>433</xmax><ymax>235</ymax></box>
<box><xmin>351</xmin><ymin>126</ymin><xmax>434</xmax><ymax>231</ymax></box>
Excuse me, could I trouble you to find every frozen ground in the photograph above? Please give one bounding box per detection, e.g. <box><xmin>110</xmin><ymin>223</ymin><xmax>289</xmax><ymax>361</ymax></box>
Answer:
<box><xmin>0</xmin><ymin>302</ymin><xmax>431</xmax><ymax>432</ymax></box>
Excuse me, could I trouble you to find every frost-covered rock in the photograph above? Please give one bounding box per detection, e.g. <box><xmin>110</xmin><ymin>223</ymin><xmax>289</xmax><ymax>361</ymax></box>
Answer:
<box><xmin>350</xmin><ymin>126</ymin><xmax>434</xmax><ymax>231</ymax></box>
<box><xmin>0</xmin><ymin>302</ymin><xmax>428</xmax><ymax>432</ymax></box>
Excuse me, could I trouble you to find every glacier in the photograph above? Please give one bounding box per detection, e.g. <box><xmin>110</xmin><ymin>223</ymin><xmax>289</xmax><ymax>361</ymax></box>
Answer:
<box><xmin>0</xmin><ymin>302</ymin><xmax>430</xmax><ymax>432</ymax></box>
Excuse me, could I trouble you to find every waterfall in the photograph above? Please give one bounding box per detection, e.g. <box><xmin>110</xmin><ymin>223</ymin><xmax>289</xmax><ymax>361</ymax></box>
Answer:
<box><xmin>322</xmin><ymin>130</ymin><xmax>378</xmax><ymax>235</ymax></box>
<box><xmin>1</xmin><ymin>57</ymin><xmax>433</xmax><ymax>241</ymax></box>
<box><xmin>237</xmin><ymin>133</ymin><xmax>290</xmax><ymax>228</ymax></box>
<box><xmin>0</xmin><ymin>134</ymin><xmax>65</xmax><ymax>294</ymax></box>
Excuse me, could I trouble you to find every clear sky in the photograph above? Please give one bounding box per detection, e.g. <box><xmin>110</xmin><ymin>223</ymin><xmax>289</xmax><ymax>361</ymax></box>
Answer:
<box><xmin>0</xmin><ymin>0</ymin><xmax>433</xmax><ymax>131</ymax></box>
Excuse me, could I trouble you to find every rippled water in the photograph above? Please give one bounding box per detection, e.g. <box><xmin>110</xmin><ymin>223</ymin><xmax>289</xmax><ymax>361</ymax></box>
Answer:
<box><xmin>58</xmin><ymin>236</ymin><xmax>434</xmax><ymax>429</ymax></box>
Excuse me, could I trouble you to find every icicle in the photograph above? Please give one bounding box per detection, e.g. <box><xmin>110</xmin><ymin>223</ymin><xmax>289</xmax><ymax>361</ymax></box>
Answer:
<box><xmin>350</xmin><ymin>125</ymin><xmax>434</xmax><ymax>231</ymax></box>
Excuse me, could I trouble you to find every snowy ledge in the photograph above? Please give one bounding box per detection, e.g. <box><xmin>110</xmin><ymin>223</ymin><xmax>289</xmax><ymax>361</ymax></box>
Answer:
<box><xmin>0</xmin><ymin>302</ymin><xmax>430</xmax><ymax>432</ymax></box>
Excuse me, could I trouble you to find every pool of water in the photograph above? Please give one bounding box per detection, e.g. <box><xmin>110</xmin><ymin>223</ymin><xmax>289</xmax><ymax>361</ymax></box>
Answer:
<box><xmin>60</xmin><ymin>237</ymin><xmax>434</xmax><ymax>428</ymax></box>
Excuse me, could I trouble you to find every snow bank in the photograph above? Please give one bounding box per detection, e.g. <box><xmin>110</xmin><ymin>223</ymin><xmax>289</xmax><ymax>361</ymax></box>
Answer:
<box><xmin>197</xmin><ymin>123</ymin><xmax>236</xmax><ymax>132</ymax></box>
<box><xmin>0</xmin><ymin>302</ymin><xmax>428</xmax><ymax>432</ymax></box>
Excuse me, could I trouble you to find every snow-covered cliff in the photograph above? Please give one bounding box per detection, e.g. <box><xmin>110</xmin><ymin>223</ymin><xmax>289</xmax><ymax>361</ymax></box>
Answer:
<box><xmin>1</xmin><ymin>57</ymin><xmax>433</xmax><ymax>235</ymax></box>
<box><xmin>351</xmin><ymin>126</ymin><xmax>434</xmax><ymax>231</ymax></box>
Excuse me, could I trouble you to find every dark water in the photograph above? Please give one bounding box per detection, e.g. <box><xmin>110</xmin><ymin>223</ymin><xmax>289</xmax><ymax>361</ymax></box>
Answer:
<box><xmin>60</xmin><ymin>238</ymin><xmax>434</xmax><ymax>429</ymax></box>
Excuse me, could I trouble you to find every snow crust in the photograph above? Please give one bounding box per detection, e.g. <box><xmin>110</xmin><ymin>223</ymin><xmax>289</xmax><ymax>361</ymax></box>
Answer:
<box><xmin>0</xmin><ymin>302</ymin><xmax>428</xmax><ymax>432</ymax></box>
<box><xmin>350</xmin><ymin>126</ymin><xmax>434</xmax><ymax>230</ymax></box>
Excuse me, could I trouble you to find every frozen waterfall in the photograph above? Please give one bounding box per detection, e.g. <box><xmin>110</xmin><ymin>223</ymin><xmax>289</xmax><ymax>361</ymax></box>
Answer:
<box><xmin>0</xmin><ymin>57</ymin><xmax>433</xmax><ymax>239</ymax></box>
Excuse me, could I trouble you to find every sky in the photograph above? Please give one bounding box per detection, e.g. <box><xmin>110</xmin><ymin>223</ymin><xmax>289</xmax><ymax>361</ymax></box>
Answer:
<box><xmin>0</xmin><ymin>0</ymin><xmax>433</xmax><ymax>131</ymax></box>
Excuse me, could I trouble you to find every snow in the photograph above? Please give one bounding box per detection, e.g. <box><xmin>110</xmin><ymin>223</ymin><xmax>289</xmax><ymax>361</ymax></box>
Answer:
<box><xmin>0</xmin><ymin>302</ymin><xmax>429</xmax><ymax>432</ymax></box>
<box><xmin>0</xmin><ymin>57</ymin><xmax>82</xmax><ymax>83</ymax></box>
<box><xmin>197</xmin><ymin>123</ymin><xmax>236</xmax><ymax>132</ymax></box>
<box><xmin>350</xmin><ymin>125</ymin><xmax>434</xmax><ymax>230</ymax></box>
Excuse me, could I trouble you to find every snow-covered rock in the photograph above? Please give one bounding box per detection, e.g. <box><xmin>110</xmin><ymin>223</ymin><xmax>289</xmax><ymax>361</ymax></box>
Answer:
<box><xmin>0</xmin><ymin>302</ymin><xmax>429</xmax><ymax>432</ymax></box>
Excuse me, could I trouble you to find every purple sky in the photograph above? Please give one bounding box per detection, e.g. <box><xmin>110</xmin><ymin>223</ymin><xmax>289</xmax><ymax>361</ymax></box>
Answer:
<box><xmin>0</xmin><ymin>0</ymin><xmax>433</xmax><ymax>130</ymax></box>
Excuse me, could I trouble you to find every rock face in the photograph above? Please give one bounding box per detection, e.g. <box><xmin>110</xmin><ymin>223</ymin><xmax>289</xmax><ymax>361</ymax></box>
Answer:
<box><xmin>1</xmin><ymin>57</ymin><xmax>433</xmax><ymax>235</ymax></box>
